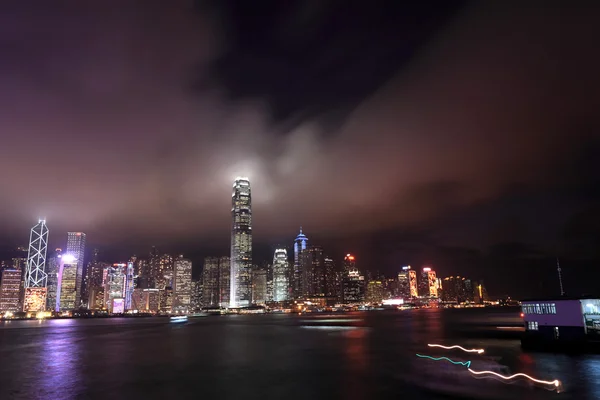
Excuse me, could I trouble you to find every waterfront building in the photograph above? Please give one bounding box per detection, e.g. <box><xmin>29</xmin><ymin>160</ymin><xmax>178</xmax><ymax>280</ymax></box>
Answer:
<box><xmin>293</xmin><ymin>228</ymin><xmax>308</xmax><ymax>298</ymax></box>
<box><xmin>82</xmin><ymin>248</ymin><xmax>99</xmax><ymax>305</ymax></box>
<box><xmin>230</xmin><ymin>177</ymin><xmax>252</xmax><ymax>307</ymax></box>
<box><xmin>252</xmin><ymin>268</ymin><xmax>267</xmax><ymax>305</ymax></box>
<box><xmin>218</xmin><ymin>256</ymin><xmax>230</xmax><ymax>307</ymax></box>
<box><xmin>323</xmin><ymin>256</ymin><xmax>337</xmax><ymax>298</ymax></box>
<box><xmin>103</xmin><ymin>264</ymin><xmax>126</xmax><ymax>312</ymax></box>
<box><xmin>300</xmin><ymin>246</ymin><xmax>325</xmax><ymax>297</ymax></box>
<box><xmin>398</xmin><ymin>266</ymin><xmax>418</xmax><ymax>298</ymax></box>
<box><xmin>191</xmin><ymin>280</ymin><xmax>202</xmax><ymax>311</ymax></box>
<box><xmin>46</xmin><ymin>249</ymin><xmax>61</xmax><ymax>311</ymax></box>
<box><xmin>57</xmin><ymin>255</ymin><xmax>78</xmax><ymax>311</ymax></box>
<box><xmin>173</xmin><ymin>256</ymin><xmax>192</xmax><ymax>312</ymax></box>
<box><xmin>88</xmin><ymin>286</ymin><xmax>105</xmax><ymax>310</ymax></box>
<box><xmin>0</xmin><ymin>269</ymin><xmax>21</xmax><ymax>313</ymax></box>
<box><xmin>342</xmin><ymin>254</ymin><xmax>364</xmax><ymax>303</ymax></box>
<box><xmin>125</xmin><ymin>261</ymin><xmax>135</xmax><ymax>310</ymax></box>
<box><xmin>202</xmin><ymin>257</ymin><xmax>219</xmax><ymax>306</ymax></box>
<box><xmin>23</xmin><ymin>220</ymin><xmax>49</xmax><ymax>311</ymax></box>
<box><xmin>272</xmin><ymin>248</ymin><xmax>289</xmax><ymax>302</ymax></box>
<box><xmin>366</xmin><ymin>280</ymin><xmax>385</xmax><ymax>304</ymax></box>
<box><xmin>159</xmin><ymin>287</ymin><xmax>173</xmax><ymax>313</ymax></box>
<box><xmin>66</xmin><ymin>232</ymin><xmax>86</xmax><ymax>307</ymax></box>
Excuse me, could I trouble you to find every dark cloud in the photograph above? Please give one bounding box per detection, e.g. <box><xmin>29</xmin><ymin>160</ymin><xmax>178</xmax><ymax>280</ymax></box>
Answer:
<box><xmin>1</xmin><ymin>1</ymin><xmax>600</xmax><ymax>295</ymax></box>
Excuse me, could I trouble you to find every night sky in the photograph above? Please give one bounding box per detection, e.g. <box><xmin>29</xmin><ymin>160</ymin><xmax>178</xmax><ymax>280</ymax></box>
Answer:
<box><xmin>1</xmin><ymin>1</ymin><xmax>599</xmax><ymax>298</ymax></box>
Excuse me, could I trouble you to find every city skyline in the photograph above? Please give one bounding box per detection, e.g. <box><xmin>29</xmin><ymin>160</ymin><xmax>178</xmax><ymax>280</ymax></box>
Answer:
<box><xmin>1</xmin><ymin>2</ymin><xmax>599</xmax><ymax>300</ymax></box>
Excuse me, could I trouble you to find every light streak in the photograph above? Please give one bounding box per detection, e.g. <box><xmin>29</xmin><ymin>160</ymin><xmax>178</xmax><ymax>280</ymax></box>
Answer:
<box><xmin>416</xmin><ymin>354</ymin><xmax>471</xmax><ymax>368</ymax></box>
<box><xmin>468</xmin><ymin>368</ymin><xmax>560</xmax><ymax>388</ymax></box>
<box><xmin>428</xmin><ymin>344</ymin><xmax>484</xmax><ymax>354</ymax></box>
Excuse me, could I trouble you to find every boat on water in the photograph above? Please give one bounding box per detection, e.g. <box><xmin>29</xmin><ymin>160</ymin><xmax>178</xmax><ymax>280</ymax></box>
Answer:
<box><xmin>521</xmin><ymin>296</ymin><xmax>600</xmax><ymax>351</ymax></box>
<box><xmin>169</xmin><ymin>315</ymin><xmax>188</xmax><ymax>324</ymax></box>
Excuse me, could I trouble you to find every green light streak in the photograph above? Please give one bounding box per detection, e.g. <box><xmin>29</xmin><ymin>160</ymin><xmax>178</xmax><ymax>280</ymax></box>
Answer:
<box><xmin>416</xmin><ymin>353</ymin><xmax>472</xmax><ymax>368</ymax></box>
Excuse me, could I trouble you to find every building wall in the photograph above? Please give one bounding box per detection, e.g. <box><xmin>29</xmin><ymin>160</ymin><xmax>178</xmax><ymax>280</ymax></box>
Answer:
<box><xmin>0</xmin><ymin>270</ymin><xmax>21</xmax><ymax>312</ymax></box>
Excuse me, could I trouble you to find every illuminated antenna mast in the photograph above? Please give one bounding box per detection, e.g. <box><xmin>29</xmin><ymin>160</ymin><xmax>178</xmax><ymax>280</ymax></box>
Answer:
<box><xmin>556</xmin><ymin>258</ymin><xmax>564</xmax><ymax>296</ymax></box>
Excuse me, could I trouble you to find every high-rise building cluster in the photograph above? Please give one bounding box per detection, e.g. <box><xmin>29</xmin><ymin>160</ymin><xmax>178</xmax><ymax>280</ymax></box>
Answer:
<box><xmin>0</xmin><ymin>178</ymin><xmax>491</xmax><ymax>317</ymax></box>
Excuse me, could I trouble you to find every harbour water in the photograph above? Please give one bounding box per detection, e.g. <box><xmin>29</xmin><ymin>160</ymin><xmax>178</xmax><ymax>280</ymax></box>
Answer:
<box><xmin>1</xmin><ymin>308</ymin><xmax>600</xmax><ymax>399</ymax></box>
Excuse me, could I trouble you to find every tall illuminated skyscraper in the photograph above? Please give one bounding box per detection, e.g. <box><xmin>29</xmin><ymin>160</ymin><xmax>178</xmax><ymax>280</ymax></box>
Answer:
<box><xmin>230</xmin><ymin>177</ymin><xmax>252</xmax><ymax>307</ymax></box>
<box><xmin>57</xmin><ymin>254</ymin><xmax>78</xmax><ymax>311</ymax></box>
<box><xmin>124</xmin><ymin>261</ymin><xmax>135</xmax><ymax>310</ymax></box>
<box><xmin>173</xmin><ymin>255</ymin><xmax>192</xmax><ymax>312</ymax></box>
<box><xmin>46</xmin><ymin>248</ymin><xmax>61</xmax><ymax>311</ymax></box>
<box><xmin>272</xmin><ymin>248</ymin><xmax>289</xmax><ymax>302</ymax></box>
<box><xmin>293</xmin><ymin>228</ymin><xmax>308</xmax><ymax>297</ymax></box>
<box><xmin>23</xmin><ymin>220</ymin><xmax>49</xmax><ymax>311</ymax></box>
<box><xmin>0</xmin><ymin>269</ymin><xmax>21</xmax><ymax>313</ymax></box>
<box><xmin>66</xmin><ymin>232</ymin><xmax>86</xmax><ymax>307</ymax></box>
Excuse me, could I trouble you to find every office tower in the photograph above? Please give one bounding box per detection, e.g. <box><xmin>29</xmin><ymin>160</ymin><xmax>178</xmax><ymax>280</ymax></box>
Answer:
<box><xmin>342</xmin><ymin>254</ymin><xmax>365</xmax><ymax>303</ymax></box>
<box><xmin>427</xmin><ymin>268</ymin><xmax>438</xmax><ymax>297</ymax></box>
<box><xmin>230</xmin><ymin>177</ymin><xmax>252</xmax><ymax>307</ymax></box>
<box><xmin>398</xmin><ymin>266</ymin><xmax>418</xmax><ymax>298</ymax></box>
<box><xmin>173</xmin><ymin>256</ymin><xmax>192</xmax><ymax>313</ymax></box>
<box><xmin>272</xmin><ymin>248</ymin><xmax>289</xmax><ymax>302</ymax></box>
<box><xmin>57</xmin><ymin>255</ymin><xmax>78</xmax><ymax>311</ymax></box>
<box><xmin>82</xmin><ymin>248</ymin><xmax>100</xmax><ymax>304</ymax></box>
<box><xmin>252</xmin><ymin>268</ymin><xmax>267</xmax><ymax>305</ymax></box>
<box><xmin>218</xmin><ymin>256</ymin><xmax>230</xmax><ymax>307</ymax></box>
<box><xmin>0</xmin><ymin>269</ymin><xmax>21</xmax><ymax>313</ymax></box>
<box><xmin>157</xmin><ymin>254</ymin><xmax>174</xmax><ymax>290</ymax></box>
<box><xmin>88</xmin><ymin>286</ymin><xmax>105</xmax><ymax>310</ymax></box>
<box><xmin>66</xmin><ymin>232</ymin><xmax>86</xmax><ymax>307</ymax></box>
<box><xmin>191</xmin><ymin>280</ymin><xmax>202</xmax><ymax>311</ymax></box>
<box><xmin>293</xmin><ymin>228</ymin><xmax>308</xmax><ymax>298</ymax></box>
<box><xmin>366</xmin><ymin>280</ymin><xmax>384</xmax><ymax>303</ymax></box>
<box><xmin>148</xmin><ymin>246</ymin><xmax>160</xmax><ymax>288</ymax></box>
<box><xmin>104</xmin><ymin>264</ymin><xmax>126</xmax><ymax>312</ymax></box>
<box><xmin>23</xmin><ymin>220</ymin><xmax>49</xmax><ymax>312</ymax></box>
<box><xmin>45</xmin><ymin>249</ymin><xmax>61</xmax><ymax>311</ymax></box>
<box><xmin>323</xmin><ymin>256</ymin><xmax>337</xmax><ymax>298</ymax></box>
<box><xmin>202</xmin><ymin>257</ymin><xmax>219</xmax><ymax>307</ymax></box>
<box><xmin>300</xmin><ymin>246</ymin><xmax>325</xmax><ymax>296</ymax></box>
<box><xmin>463</xmin><ymin>279</ymin><xmax>474</xmax><ymax>302</ymax></box>
<box><xmin>124</xmin><ymin>261</ymin><xmax>135</xmax><ymax>310</ymax></box>
<box><xmin>159</xmin><ymin>287</ymin><xmax>173</xmax><ymax>313</ymax></box>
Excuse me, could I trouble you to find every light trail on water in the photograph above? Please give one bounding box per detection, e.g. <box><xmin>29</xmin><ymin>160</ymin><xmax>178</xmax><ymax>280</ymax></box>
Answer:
<box><xmin>415</xmin><ymin>354</ymin><xmax>471</xmax><ymax>368</ymax></box>
<box><xmin>428</xmin><ymin>344</ymin><xmax>484</xmax><ymax>354</ymax></box>
<box><xmin>468</xmin><ymin>369</ymin><xmax>561</xmax><ymax>388</ymax></box>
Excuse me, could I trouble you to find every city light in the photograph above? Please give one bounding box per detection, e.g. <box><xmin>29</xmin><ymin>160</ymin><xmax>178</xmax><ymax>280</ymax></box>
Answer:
<box><xmin>61</xmin><ymin>254</ymin><xmax>76</xmax><ymax>263</ymax></box>
<box><xmin>427</xmin><ymin>344</ymin><xmax>484</xmax><ymax>354</ymax></box>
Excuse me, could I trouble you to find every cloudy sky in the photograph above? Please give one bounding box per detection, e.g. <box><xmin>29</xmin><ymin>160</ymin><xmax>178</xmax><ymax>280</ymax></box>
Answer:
<box><xmin>1</xmin><ymin>1</ymin><xmax>599</xmax><ymax>296</ymax></box>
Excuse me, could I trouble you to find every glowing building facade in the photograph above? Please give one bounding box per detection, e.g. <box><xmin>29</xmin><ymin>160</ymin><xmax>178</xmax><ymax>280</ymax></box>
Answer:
<box><xmin>272</xmin><ymin>248</ymin><xmax>289</xmax><ymax>302</ymax></box>
<box><xmin>230</xmin><ymin>177</ymin><xmax>252</xmax><ymax>307</ymax></box>
<box><xmin>66</xmin><ymin>232</ymin><xmax>86</xmax><ymax>307</ymax></box>
<box><xmin>173</xmin><ymin>256</ymin><xmax>192</xmax><ymax>312</ymax></box>
<box><xmin>342</xmin><ymin>254</ymin><xmax>364</xmax><ymax>303</ymax></box>
<box><xmin>125</xmin><ymin>261</ymin><xmax>135</xmax><ymax>310</ymax></box>
<box><xmin>0</xmin><ymin>269</ymin><xmax>21</xmax><ymax>313</ymax></box>
<box><xmin>104</xmin><ymin>264</ymin><xmax>126</xmax><ymax>312</ymax></box>
<box><xmin>398</xmin><ymin>266</ymin><xmax>418</xmax><ymax>298</ymax></box>
<box><xmin>57</xmin><ymin>256</ymin><xmax>78</xmax><ymax>311</ymax></box>
<box><xmin>24</xmin><ymin>220</ymin><xmax>49</xmax><ymax>308</ymax></box>
<box><xmin>300</xmin><ymin>246</ymin><xmax>325</xmax><ymax>296</ymax></box>
<box><xmin>293</xmin><ymin>228</ymin><xmax>308</xmax><ymax>298</ymax></box>
<box><xmin>218</xmin><ymin>256</ymin><xmax>230</xmax><ymax>307</ymax></box>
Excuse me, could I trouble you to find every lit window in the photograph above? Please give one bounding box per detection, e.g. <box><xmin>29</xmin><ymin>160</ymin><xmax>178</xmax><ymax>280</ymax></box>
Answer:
<box><xmin>528</xmin><ymin>321</ymin><xmax>539</xmax><ymax>330</ymax></box>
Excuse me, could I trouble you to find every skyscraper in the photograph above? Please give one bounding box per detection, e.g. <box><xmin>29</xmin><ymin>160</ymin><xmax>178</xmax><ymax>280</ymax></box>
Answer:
<box><xmin>323</xmin><ymin>256</ymin><xmax>337</xmax><ymax>298</ymax></box>
<box><xmin>173</xmin><ymin>255</ymin><xmax>192</xmax><ymax>312</ymax></box>
<box><xmin>202</xmin><ymin>257</ymin><xmax>219</xmax><ymax>307</ymax></box>
<box><xmin>104</xmin><ymin>264</ymin><xmax>126</xmax><ymax>312</ymax></box>
<box><xmin>272</xmin><ymin>248</ymin><xmax>289</xmax><ymax>302</ymax></box>
<box><xmin>57</xmin><ymin>254</ymin><xmax>78</xmax><ymax>311</ymax></box>
<box><xmin>300</xmin><ymin>246</ymin><xmax>325</xmax><ymax>296</ymax></box>
<box><xmin>24</xmin><ymin>220</ymin><xmax>49</xmax><ymax>311</ymax></box>
<box><xmin>124</xmin><ymin>261</ymin><xmax>135</xmax><ymax>310</ymax></box>
<box><xmin>230</xmin><ymin>177</ymin><xmax>252</xmax><ymax>307</ymax></box>
<box><xmin>218</xmin><ymin>256</ymin><xmax>230</xmax><ymax>307</ymax></box>
<box><xmin>293</xmin><ymin>228</ymin><xmax>308</xmax><ymax>297</ymax></box>
<box><xmin>342</xmin><ymin>254</ymin><xmax>365</xmax><ymax>303</ymax></box>
<box><xmin>398</xmin><ymin>266</ymin><xmax>418</xmax><ymax>298</ymax></box>
<box><xmin>66</xmin><ymin>232</ymin><xmax>86</xmax><ymax>307</ymax></box>
<box><xmin>46</xmin><ymin>248</ymin><xmax>61</xmax><ymax>311</ymax></box>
